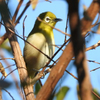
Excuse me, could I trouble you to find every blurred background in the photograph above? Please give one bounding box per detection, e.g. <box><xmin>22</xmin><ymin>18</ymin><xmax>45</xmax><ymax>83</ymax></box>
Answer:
<box><xmin>0</xmin><ymin>0</ymin><xmax>100</xmax><ymax>100</ymax></box>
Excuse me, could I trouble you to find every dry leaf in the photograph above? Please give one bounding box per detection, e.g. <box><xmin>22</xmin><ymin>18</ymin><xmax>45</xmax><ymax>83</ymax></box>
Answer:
<box><xmin>83</xmin><ymin>5</ymin><xmax>87</xmax><ymax>11</ymax></box>
<box><xmin>30</xmin><ymin>0</ymin><xmax>38</xmax><ymax>9</ymax></box>
<box><xmin>0</xmin><ymin>62</ymin><xmax>7</xmax><ymax>77</ymax></box>
<box><xmin>17</xmin><ymin>0</ymin><xmax>20</xmax><ymax>2</ymax></box>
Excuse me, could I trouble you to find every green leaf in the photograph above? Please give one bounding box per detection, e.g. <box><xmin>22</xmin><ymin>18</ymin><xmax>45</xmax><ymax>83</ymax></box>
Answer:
<box><xmin>34</xmin><ymin>81</ymin><xmax>42</xmax><ymax>95</ymax></box>
<box><xmin>56</xmin><ymin>86</ymin><xmax>69</xmax><ymax>100</ymax></box>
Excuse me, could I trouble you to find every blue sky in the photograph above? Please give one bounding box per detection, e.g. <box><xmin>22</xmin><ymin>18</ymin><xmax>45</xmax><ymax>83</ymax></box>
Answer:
<box><xmin>1</xmin><ymin>0</ymin><xmax>100</xmax><ymax>100</ymax></box>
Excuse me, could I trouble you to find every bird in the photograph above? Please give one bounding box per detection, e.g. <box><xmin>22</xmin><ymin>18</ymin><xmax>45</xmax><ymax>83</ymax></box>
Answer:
<box><xmin>23</xmin><ymin>11</ymin><xmax>62</xmax><ymax>79</ymax></box>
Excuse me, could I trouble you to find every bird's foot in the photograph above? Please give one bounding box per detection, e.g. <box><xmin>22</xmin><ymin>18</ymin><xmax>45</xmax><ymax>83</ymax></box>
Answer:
<box><xmin>35</xmin><ymin>71</ymin><xmax>44</xmax><ymax>79</ymax></box>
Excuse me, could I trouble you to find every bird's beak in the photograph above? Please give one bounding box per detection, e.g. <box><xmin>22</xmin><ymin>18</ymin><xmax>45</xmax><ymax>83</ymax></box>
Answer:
<box><xmin>53</xmin><ymin>18</ymin><xmax>62</xmax><ymax>22</ymax></box>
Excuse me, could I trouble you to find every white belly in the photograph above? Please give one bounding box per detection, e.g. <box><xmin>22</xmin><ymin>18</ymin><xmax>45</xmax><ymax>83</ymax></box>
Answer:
<box><xmin>24</xmin><ymin>33</ymin><xmax>54</xmax><ymax>77</ymax></box>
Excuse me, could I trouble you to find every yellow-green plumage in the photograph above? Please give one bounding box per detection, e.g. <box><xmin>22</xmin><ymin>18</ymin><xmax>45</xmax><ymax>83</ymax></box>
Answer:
<box><xmin>24</xmin><ymin>12</ymin><xmax>61</xmax><ymax>78</ymax></box>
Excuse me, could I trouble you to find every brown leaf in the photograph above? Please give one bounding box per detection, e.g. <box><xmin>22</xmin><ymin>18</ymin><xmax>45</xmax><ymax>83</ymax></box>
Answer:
<box><xmin>30</xmin><ymin>0</ymin><xmax>38</xmax><ymax>9</ymax></box>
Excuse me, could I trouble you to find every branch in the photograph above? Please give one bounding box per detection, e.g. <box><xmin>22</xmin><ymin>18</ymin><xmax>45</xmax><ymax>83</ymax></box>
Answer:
<box><xmin>86</xmin><ymin>40</ymin><xmax>100</xmax><ymax>51</ymax></box>
<box><xmin>0</xmin><ymin>1</ymin><xmax>35</xmax><ymax>100</ymax></box>
<box><xmin>90</xmin><ymin>67</ymin><xmax>100</xmax><ymax>72</ymax></box>
<box><xmin>36</xmin><ymin>1</ymin><xmax>100</xmax><ymax>100</ymax></box>
<box><xmin>68</xmin><ymin>0</ymin><xmax>92</xmax><ymax>99</ymax></box>
<box><xmin>12</xmin><ymin>0</ymin><xmax>23</xmax><ymax>23</ymax></box>
<box><xmin>15</xmin><ymin>1</ymin><xmax>31</xmax><ymax>26</ymax></box>
<box><xmin>2</xmin><ymin>88</ymin><xmax>14</xmax><ymax>100</ymax></box>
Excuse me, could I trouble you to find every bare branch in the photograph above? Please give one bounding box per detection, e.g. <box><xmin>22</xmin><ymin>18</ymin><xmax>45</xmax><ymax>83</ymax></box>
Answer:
<box><xmin>0</xmin><ymin>58</ymin><xmax>15</xmax><ymax>60</ymax></box>
<box><xmin>64</xmin><ymin>14</ymin><xmax>69</xmax><ymax>41</ymax></box>
<box><xmin>87</xmin><ymin>59</ymin><xmax>100</xmax><ymax>64</ymax></box>
<box><xmin>90</xmin><ymin>67</ymin><xmax>100</xmax><ymax>72</ymax></box>
<box><xmin>12</xmin><ymin>0</ymin><xmax>23</xmax><ymax>23</ymax></box>
<box><xmin>65</xmin><ymin>70</ymin><xmax>78</xmax><ymax>80</ymax></box>
<box><xmin>15</xmin><ymin>1</ymin><xmax>31</xmax><ymax>25</ymax></box>
<box><xmin>2</xmin><ymin>88</ymin><xmax>14</xmax><ymax>100</ymax></box>
<box><xmin>86</xmin><ymin>40</ymin><xmax>100</xmax><ymax>51</ymax></box>
<box><xmin>23</xmin><ymin>15</ymin><xmax>27</xmax><ymax>44</ymax></box>
<box><xmin>44</xmin><ymin>38</ymin><xmax>70</xmax><ymax>69</ymax></box>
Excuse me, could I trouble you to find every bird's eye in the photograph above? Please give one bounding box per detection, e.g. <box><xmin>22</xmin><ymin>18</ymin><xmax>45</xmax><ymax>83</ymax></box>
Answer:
<box><xmin>45</xmin><ymin>16</ymin><xmax>50</xmax><ymax>23</ymax></box>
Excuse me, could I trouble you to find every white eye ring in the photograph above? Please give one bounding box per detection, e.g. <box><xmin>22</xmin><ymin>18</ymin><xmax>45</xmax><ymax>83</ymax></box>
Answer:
<box><xmin>45</xmin><ymin>16</ymin><xmax>50</xmax><ymax>23</ymax></box>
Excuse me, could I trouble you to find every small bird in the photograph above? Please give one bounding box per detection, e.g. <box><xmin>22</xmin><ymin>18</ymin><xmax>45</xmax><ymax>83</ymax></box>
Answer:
<box><xmin>24</xmin><ymin>12</ymin><xmax>62</xmax><ymax>78</ymax></box>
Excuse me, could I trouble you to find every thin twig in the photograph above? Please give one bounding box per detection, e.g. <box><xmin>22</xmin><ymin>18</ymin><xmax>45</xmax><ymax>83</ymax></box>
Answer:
<box><xmin>2</xmin><ymin>88</ymin><xmax>15</xmax><ymax>100</ymax></box>
<box><xmin>92</xmin><ymin>90</ymin><xmax>100</xmax><ymax>99</ymax></box>
<box><xmin>0</xmin><ymin>50</ymin><xmax>24</xmax><ymax>99</ymax></box>
<box><xmin>41</xmin><ymin>38</ymin><xmax>70</xmax><ymax>73</ymax></box>
<box><xmin>65</xmin><ymin>14</ymin><xmax>69</xmax><ymax>42</ymax></box>
<box><xmin>51</xmin><ymin>44</ymin><xmax>64</xmax><ymax>51</ymax></box>
<box><xmin>72</xmin><ymin>58</ymin><xmax>100</xmax><ymax>65</ymax></box>
<box><xmin>37</xmin><ymin>17</ymin><xmax>71</xmax><ymax>37</ymax></box>
<box><xmin>3</xmin><ymin>68</ymin><xmax>17</xmax><ymax>80</ymax></box>
<box><xmin>90</xmin><ymin>67</ymin><xmax>100</xmax><ymax>72</ymax></box>
<box><xmin>23</xmin><ymin>15</ymin><xmax>27</xmax><ymax>44</ymax></box>
<box><xmin>87</xmin><ymin>60</ymin><xmax>100</xmax><ymax>65</ymax></box>
<box><xmin>86</xmin><ymin>40</ymin><xmax>100</xmax><ymax>51</ymax></box>
<box><xmin>4</xmin><ymin>64</ymin><xmax>15</xmax><ymax>69</ymax></box>
<box><xmin>44</xmin><ymin>38</ymin><xmax>70</xmax><ymax>69</ymax></box>
<box><xmin>0</xmin><ymin>58</ymin><xmax>15</xmax><ymax>60</ymax></box>
<box><xmin>85</xmin><ymin>32</ymin><xmax>90</xmax><ymax>38</ymax></box>
<box><xmin>65</xmin><ymin>70</ymin><xmax>78</xmax><ymax>79</ymax></box>
<box><xmin>15</xmin><ymin>1</ymin><xmax>31</xmax><ymax>25</ymax></box>
<box><xmin>14</xmin><ymin>32</ymin><xmax>55</xmax><ymax>63</ymax></box>
<box><xmin>12</xmin><ymin>0</ymin><xmax>23</xmax><ymax>23</ymax></box>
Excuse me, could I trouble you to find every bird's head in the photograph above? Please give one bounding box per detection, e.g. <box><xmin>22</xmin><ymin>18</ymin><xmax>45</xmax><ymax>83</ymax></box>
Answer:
<box><xmin>33</xmin><ymin>12</ymin><xmax>62</xmax><ymax>33</ymax></box>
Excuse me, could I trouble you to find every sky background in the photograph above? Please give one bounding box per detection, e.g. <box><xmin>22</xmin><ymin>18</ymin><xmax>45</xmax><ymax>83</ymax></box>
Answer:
<box><xmin>0</xmin><ymin>0</ymin><xmax>100</xmax><ymax>100</ymax></box>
